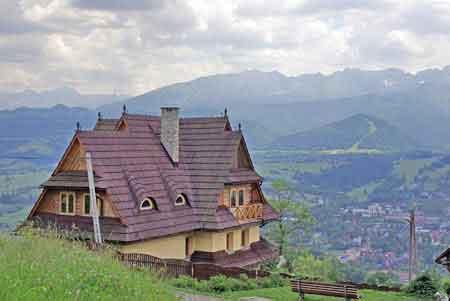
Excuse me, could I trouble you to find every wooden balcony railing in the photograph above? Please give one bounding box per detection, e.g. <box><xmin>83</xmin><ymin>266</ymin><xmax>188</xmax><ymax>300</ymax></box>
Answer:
<box><xmin>231</xmin><ymin>203</ymin><xmax>263</xmax><ymax>221</ymax></box>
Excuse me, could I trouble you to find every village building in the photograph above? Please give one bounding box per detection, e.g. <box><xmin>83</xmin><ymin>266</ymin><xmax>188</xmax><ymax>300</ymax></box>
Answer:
<box><xmin>27</xmin><ymin>107</ymin><xmax>280</xmax><ymax>268</ymax></box>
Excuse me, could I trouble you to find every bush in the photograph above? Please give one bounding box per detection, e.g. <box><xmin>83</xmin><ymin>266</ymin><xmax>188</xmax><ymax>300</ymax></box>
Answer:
<box><xmin>170</xmin><ymin>273</ymin><xmax>286</xmax><ymax>293</ymax></box>
<box><xmin>440</xmin><ymin>277</ymin><xmax>450</xmax><ymax>292</ymax></box>
<box><xmin>406</xmin><ymin>274</ymin><xmax>438</xmax><ymax>297</ymax></box>
<box><xmin>365</xmin><ymin>271</ymin><xmax>400</xmax><ymax>287</ymax></box>
<box><xmin>258</xmin><ymin>273</ymin><xmax>287</xmax><ymax>288</ymax></box>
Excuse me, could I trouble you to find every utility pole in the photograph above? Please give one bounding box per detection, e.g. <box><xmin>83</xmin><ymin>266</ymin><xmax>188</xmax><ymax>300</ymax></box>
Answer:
<box><xmin>408</xmin><ymin>207</ymin><xmax>417</xmax><ymax>282</ymax></box>
<box><xmin>86</xmin><ymin>152</ymin><xmax>103</xmax><ymax>244</ymax></box>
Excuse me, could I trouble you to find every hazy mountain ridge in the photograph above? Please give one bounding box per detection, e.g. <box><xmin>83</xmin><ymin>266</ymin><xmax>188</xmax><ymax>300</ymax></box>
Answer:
<box><xmin>0</xmin><ymin>105</ymin><xmax>97</xmax><ymax>161</ymax></box>
<box><xmin>0</xmin><ymin>87</ymin><xmax>128</xmax><ymax>110</ymax></box>
<box><xmin>98</xmin><ymin>66</ymin><xmax>450</xmax><ymax>149</ymax></box>
<box><xmin>271</xmin><ymin>114</ymin><xmax>417</xmax><ymax>151</ymax></box>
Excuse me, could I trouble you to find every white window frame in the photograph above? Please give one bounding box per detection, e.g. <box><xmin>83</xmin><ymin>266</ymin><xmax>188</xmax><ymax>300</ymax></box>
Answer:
<box><xmin>82</xmin><ymin>193</ymin><xmax>102</xmax><ymax>216</ymax></box>
<box><xmin>60</xmin><ymin>191</ymin><xmax>76</xmax><ymax>215</ymax></box>
<box><xmin>140</xmin><ymin>198</ymin><xmax>154</xmax><ymax>210</ymax></box>
<box><xmin>175</xmin><ymin>194</ymin><xmax>187</xmax><ymax>206</ymax></box>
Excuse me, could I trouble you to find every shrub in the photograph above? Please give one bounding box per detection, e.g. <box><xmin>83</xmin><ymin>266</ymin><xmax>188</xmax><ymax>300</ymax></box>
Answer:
<box><xmin>365</xmin><ymin>271</ymin><xmax>400</xmax><ymax>287</ymax></box>
<box><xmin>170</xmin><ymin>275</ymin><xmax>197</xmax><ymax>289</ymax></box>
<box><xmin>258</xmin><ymin>273</ymin><xmax>287</xmax><ymax>288</ymax></box>
<box><xmin>171</xmin><ymin>273</ymin><xmax>286</xmax><ymax>293</ymax></box>
<box><xmin>207</xmin><ymin>275</ymin><xmax>239</xmax><ymax>292</ymax></box>
<box><xmin>440</xmin><ymin>277</ymin><xmax>450</xmax><ymax>292</ymax></box>
<box><xmin>406</xmin><ymin>274</ymin><xmax>438</xmax><ymax>297</ymax></box>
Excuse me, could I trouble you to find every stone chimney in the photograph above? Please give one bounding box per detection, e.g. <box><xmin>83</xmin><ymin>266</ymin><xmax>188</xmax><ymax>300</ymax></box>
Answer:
<box><xmin>160</xmin><ymin>107</ymin><xmax>179</xmax><ymax>163</ymax></box>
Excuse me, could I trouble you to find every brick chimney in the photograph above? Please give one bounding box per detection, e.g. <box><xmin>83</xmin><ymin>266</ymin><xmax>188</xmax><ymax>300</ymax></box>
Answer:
<box><xmin>160</xmin><ymin>107</ymin><xmax>179</xmax><ymax>163</ymax></box>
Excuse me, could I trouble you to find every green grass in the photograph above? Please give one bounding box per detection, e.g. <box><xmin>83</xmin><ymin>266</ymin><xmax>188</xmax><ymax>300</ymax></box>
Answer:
<box><xmin>346</xmin><ymin>180</ymin><xmax>384</xmax><ymax>202</ymax></box>
<box><xmin>394</xmin><ymin>159</ymin><xmax>435</xmax><ymax>187</ymax></box>
<box><xmin>216</xmin><ymin>287</ymin><xmax>429</xmax><ymax>301</ymax></box>
<box><xmin>0</xmin><ymin>232</ymin><xmax>176</xmax><ymax>301</ymax></box>
<box><xmin>256</xmin><ymin>162</ymin><xmax>334</xmax><ymax>183</ymax></box>
<box><xmin>350</xmin><ymin>119</ymin><xmax>377</xmax><ymax>152</ymax></box>
<box><xmin>0</xmin><ymin>172</ymin><xmax>48</xmax><ymax>193</ymax></box>
<box><xmin>0</xmin><ymin>206</ymin><xmax>31</xmax><ymax>230</ymax></box>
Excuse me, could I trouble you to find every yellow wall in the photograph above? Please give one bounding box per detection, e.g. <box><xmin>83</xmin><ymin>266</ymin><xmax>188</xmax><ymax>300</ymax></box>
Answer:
<box><xmin>120</xmin><ymin>225</ymin><xmax>261</xmax><ymax>259</ymax></box>
<box><xmin>121</xmin><ymin>234</ymin><xmax>188</xmax><ymax>259</ymax></box>
<box><xmin>249</xmin><ymin>225</ymin><xmax>260</xmax><ymax>244</ymax></box>
<box><xmin>36</xmin><ymin>189</ymin><xmax>116</xmax><ymax>218</ymax></box>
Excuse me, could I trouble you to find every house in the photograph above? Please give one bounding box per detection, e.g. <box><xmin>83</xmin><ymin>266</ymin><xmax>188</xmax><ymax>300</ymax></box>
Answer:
<box><xmin>27</xmin><ymin>107</ymin><xmax>280</xmax><ymax>268</ymax></box>
<box><xmin>435</xmin><ymin>247</ymin><xmax>450</xmax><ymax>272</ymax></box>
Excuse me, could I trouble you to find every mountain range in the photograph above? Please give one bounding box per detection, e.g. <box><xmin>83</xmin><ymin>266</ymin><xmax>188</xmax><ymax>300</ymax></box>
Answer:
<box><xmin>99</xmin><ymin>66</ymin><xmax>450</xmax><ymax>149</ymax></box>
<box><xmin>0</xmin><ymin>87</ymin><xmax>128</xmax><ymax>110</ymax></box>
<box><xmin>271</xmin><ymin>114</ymin><xmax>416</xmax><ymax>152</ymax></box>
<box><xmin>3</xmin><ymin>66</ymin><xmax>450</xmax><ymax>150</ymax></box>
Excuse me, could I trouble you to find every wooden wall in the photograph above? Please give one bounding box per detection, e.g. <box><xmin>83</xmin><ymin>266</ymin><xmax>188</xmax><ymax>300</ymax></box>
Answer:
<box><xmin>58</xmin><ymin>139</ymin><xmax>87</xmax><ymax>172</ymax></box>
<box><xmin>220</xmin><ymin>184</ymin><xmax>261</xmax><ymax>207</ymax></box>
<box><xmin>36</xmin><ymin>189</ymin><xmax>116</xmax><ymax>218</ymax></box>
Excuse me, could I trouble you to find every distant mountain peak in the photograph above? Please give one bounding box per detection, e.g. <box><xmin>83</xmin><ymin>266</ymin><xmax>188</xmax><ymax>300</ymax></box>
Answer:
<box><xmin>272</xmin><ymin>114</ymin><xmax>416</xmax><ymax>152</ymax></box>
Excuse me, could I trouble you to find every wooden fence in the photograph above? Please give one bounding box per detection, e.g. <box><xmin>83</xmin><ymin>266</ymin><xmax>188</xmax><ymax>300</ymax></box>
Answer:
<box><xmin>116</xmin><ymin>253</ymin><xmax>403</xmax><ymax>293</ymax></box>
<box><xmin>117</xmin><ymin>252</ymin><xmax>192</xmax><ymax>278</ymax></box>
<box><xmin>117</xmin><ymin>252</ymin><xmax>271</xmax><ymax>280</ymax></box>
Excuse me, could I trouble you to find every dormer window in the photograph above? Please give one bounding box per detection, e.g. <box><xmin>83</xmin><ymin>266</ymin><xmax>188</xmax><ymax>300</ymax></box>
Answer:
<box><xmin>175</xmin><ymin>194</ymin><xmax>187</xmax><ymax>206</ymax></box>
<box><xmin>140</xmin><ymin>198</ymin><xmax>155</xmax><ymax>210</ymax></box>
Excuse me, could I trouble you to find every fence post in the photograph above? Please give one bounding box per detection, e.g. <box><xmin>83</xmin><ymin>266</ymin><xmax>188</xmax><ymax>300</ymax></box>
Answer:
<box><xmin>191</xmin><ymin>263</ymin><xmax>195</xmax><ymax>278</ymax></box>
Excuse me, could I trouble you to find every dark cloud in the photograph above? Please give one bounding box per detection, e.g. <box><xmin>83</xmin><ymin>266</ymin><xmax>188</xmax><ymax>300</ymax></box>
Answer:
<box><xmin>71</xmin><ymin>0</ymin><xmax>167</xmax><ymax>11</ymax></box>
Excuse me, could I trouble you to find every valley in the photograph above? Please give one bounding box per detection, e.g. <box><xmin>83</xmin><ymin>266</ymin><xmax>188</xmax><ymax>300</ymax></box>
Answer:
<box><xmin>2</xmin><ymin>67</ymin><xmax>450</xmax><ymax>280</ymax></box>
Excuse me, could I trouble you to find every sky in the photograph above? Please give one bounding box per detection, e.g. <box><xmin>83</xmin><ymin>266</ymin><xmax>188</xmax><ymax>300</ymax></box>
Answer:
<box><xmin>1</xmin><ymin>0</ymin><xmax>450</xmax><ymax>95</ymax></box>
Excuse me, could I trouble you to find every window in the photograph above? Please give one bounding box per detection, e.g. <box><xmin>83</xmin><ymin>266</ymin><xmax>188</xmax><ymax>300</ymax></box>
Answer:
<box><xmin>83</xmin><ymin>194</ymin><xmax>103</xmax><ymax>216</ymax></box>
<box><xmin>230</xmin><ymin>191</ymin><xmax>236</xmax><ymax>207</ymax></box>
<box><xmin>140</xmin><ymin>198</ymin><xmax>155</xmax><ymax>210</ymax></box>
<box><xmin>185</xmin><ymin>237</ymin><xmax>193</xmax><ymax>258</ymax></box>
<box><xmin>226</xmin><ymin>232</ymin><xmax>234</xmax><ymax>252</ymax></box>
<box><xmin>239</xmin><ymin>190</ymin><xmax>244</xmax><ymax>206</ymax></box>
<box><xmin>60</xmin><ymin>192</ymin><xmax>75</xmax><ymax>215</ymax></box>
<box><xmin>241</xmin><ymin>229</ymin><xmax>250</xmax><ymax>247</ymax></box>
<box><xmin>175</xmin><ymin>194</ymin><xmax>187</xmax><ymax>206</ymax></box>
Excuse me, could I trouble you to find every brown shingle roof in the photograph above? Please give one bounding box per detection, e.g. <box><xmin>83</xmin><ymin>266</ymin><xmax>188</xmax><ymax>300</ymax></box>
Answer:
<box><xmin>190</xmin><ymin>238</ymin><xmax>279</xmax><ymax>268</ymax></box>
<box><xmin>34</xmin><ymin>113</ymin><xmax>279</xmax><ymax>242</ymax></box>
<box><xmin>41</xmin><ymin>171</ymin><xmax>105</xmax><ymax>190</ymax></box>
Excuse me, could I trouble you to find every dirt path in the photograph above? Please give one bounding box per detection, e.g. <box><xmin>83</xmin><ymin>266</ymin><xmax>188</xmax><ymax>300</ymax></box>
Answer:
<box><xmin>176</xmin><ymin>291</ymin><xmax>224</xmax><ymax>301</ymax></box>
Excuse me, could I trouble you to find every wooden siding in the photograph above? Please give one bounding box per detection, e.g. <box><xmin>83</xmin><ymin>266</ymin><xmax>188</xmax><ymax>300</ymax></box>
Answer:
<box><xmin>222</xmin><ymin>184</ymin><xmax>260</xmax><ymax>207</ymax></box>
<box><xmin>58</xmin><ymin>139</ymin><xmax>87</xmax><ymax>172</ymax></box>
<box><xmin>36</xmin><ymin>189</ymin><xmax>116</xmax><ymax>217</ymax></box>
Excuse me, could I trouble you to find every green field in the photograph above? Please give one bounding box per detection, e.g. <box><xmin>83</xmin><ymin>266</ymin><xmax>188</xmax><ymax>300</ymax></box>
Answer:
<box><xmin>346</xmin><ymin>180</ymin><xmax>384</xmax><ymax>202</ymax></box>
<box><xmin>0</xmin><ymin>232</ymin><xmax>176</xmax><ymax>301</ymax></box>
<box><xmin>393</xmin><ymin>158</ymin><xmax>435</xmax><ymax>187</ymax></box>
<box><xmin>0</xmin><ymin>172</ymin><xmax>48</xmax><ymax>194</ymax></box>
<box><xmin>0</xmin><ymin>231</ymin><xmax>436</xmax><ymax>301</ymax></box>
<box><xmin>0</xmin><ymin>206</ymin><xmax>30</xmax><ymax>230</ymax></box>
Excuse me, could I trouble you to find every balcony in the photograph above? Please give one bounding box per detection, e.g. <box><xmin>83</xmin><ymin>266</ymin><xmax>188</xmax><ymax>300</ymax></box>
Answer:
<box><xmin>230</xmin><ymin>203</ymin><xmax>263</xmax><ymax>222</ymax></box>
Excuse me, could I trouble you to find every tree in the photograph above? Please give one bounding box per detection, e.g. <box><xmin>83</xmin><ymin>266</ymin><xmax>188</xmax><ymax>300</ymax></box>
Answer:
<box><xmin>365</xmin><ymin>271</ymin><xmax>400</xmax><ymax>287</ymax></box>
<box><xmin>267</xmin><ymin>179</ymin><xmax>316</xmax><ymax>261</ymax></box>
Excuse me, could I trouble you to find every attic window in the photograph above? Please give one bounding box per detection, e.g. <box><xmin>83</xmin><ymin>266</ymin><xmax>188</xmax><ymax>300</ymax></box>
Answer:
<box><xmin>140</xmin><ymin>198</ymin><xmax>155</xmax><ymax>210</ymax></box>
<box><xmin>175</xmin><ymin>194</ymin><xmax>187</xmax><ymax>206</ymax></box>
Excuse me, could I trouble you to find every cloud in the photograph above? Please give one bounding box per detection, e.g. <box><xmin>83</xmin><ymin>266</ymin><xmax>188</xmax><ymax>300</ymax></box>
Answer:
<box><xmin>0</xmin><ymin>0</ymin><xmax>450</xmax><ymax>96</ymax></box>
<box><xmin>71</xmin><ymin>0</ymin><xmax>167</xmax><ymax>11</ymax></box>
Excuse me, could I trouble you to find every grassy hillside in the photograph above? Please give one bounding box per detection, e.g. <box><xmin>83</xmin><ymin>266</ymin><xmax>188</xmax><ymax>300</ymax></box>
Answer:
<box><xmin>0</xmin><ymin>232</ymin><xmax>176</xmax><ymax>301</ymax></box>
<box><xmin>271</xmin><ymin>114</ymin><xmax>416</xmax><ymax>152</ymax></box>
